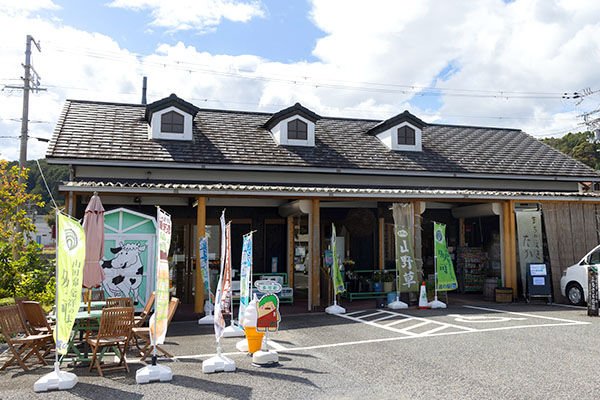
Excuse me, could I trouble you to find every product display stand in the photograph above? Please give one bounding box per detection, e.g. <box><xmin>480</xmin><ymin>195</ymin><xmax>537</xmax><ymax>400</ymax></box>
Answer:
<box><xmin>136</xmin><ymin>355</ymin><xmax>172</xmax><ymax>384</ymax></box>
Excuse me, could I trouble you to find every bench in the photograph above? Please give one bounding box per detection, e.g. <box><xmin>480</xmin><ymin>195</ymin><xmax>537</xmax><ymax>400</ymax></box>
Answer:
<box><xmin>342</xmin><ymin>268</ymin><xmax>397</xmax><ymax>302</ymax></box>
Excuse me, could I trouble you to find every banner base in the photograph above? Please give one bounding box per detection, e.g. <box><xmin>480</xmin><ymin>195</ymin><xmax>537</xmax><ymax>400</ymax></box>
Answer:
<box><xmin>198</xmin><ymin>314</ymin><xmax>214</xmax><ymax>325</ymax></box>
<box><xmin>236</xmin><ymin>338</ymin><xmax>248</xmax><ymax>352</ymax></box>
<box><xmin>325</xmin><ymin>304</ymin><xmax>346</xmax><ymax>314</ymax></box>
<box><xmin>202</xmin><ymin>353</ymin><xmax>236</xmax><ymax>374</ymax></box>
<box><xmin>136</xmin><ymin>364</ymin><xmax>172</xmax><ymax>384</ymax></box>
<box><xmin>387</xmin><ymin>300</ymin><xmax>408</xmax><ymax>309</ymax></box>
<box><xmin>223</xmin><ymin>324</ymin><xmax>245</xmax><ymax>337</ymax></box>
<box><xmin>34</xmin><ymin>362</ymin><xmax>77</xmax><ymax>392</ymax></box>
<box><xmin>252</xmin><ymin>349</ymin><xmax>279</xmax><ymax>367</ymax></box>
<box><xmin>429</xmin><ymin>299</ymin><xmax>447</xmax><ymax>309</ymax></box>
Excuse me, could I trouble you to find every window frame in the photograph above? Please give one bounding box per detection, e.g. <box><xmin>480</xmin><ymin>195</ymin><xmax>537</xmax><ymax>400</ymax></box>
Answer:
<box><xmin>161</xmin><ymin>110</ymin><xmax>185</xmax><ymax>134</ymax></box>
<box><xmin>287</xmin><ymin>119</ymin><xmax>308</xmax><ymax>140</ymax></box>
<box><xmin>397</xmin><ymin>125</ymin><xmax>416</xmax><ymax>146</ymax></box>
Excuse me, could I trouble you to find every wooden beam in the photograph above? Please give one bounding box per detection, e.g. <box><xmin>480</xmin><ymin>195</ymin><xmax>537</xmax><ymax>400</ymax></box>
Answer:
<box><xmin>288</xmin><ymin>215</ymin><xmax>294</xmax><ymax>288</ymax></box>
<box><xmin>310</xmin><ymin>199</ymin><xmax>320</xmax><ymax>309</ymax></box>
<box><xmin>502</xmin><ymin>201</ymin><xmax>518</xmax><ymax>296</ymax></box>
<box><xmin>378</xmin><ymin>217</ymin><xmax>384</xmax><ymax>270</ymax></box>
<box><xmin>195</xmin><ymin>197</ymin><xmax>206</xmax><ymax>314</ymax></box>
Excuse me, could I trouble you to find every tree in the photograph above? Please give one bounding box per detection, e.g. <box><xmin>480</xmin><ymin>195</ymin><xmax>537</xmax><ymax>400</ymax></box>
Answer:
<box><xmin>540</xmin><ymin>131</ymin><xmax>600</xmax><ymax>170</ymax></box>
<box><xmin>0</xmin><ymin>160</ymin><xmax>54</xmax><ymax>303</ymax></box>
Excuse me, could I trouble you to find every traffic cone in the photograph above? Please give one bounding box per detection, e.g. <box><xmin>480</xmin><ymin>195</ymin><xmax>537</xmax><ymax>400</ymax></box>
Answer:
<box><xmin>417</xmin><ymin>281</ymin><xmax>430</xmax><ymax>309</ymax></box>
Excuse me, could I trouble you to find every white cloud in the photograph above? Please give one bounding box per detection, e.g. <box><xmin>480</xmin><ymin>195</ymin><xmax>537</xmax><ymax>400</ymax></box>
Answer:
<box><xmin>0</xmin><ymin>0</ymin><xmax>59</xmax><ymax>16</ymax></box>
<box><xmin>1</xmin><ymin>0</ymin><xmax>600</xmax><ymax>161</ymax></box>
<box><xmin>108</xmin><ymin>0</ymin><xmax>264</xmax><ymax>32</ymax></box>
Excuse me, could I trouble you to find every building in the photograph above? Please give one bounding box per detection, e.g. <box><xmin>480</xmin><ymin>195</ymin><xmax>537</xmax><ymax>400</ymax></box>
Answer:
<box><xmin>46</xmin><ymin>94</ymin><xmax>600</xmax><ymax>313</ymax></box>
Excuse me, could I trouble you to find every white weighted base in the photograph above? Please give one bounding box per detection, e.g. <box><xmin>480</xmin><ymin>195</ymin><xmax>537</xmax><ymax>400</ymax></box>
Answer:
<box><xmin>252</xmin><ymin>349</ymin><xmax>279</xmax><ymax>366</ymax></box>
<box><xmin>136</xmin><ymin>364</ymin><xmax>172</xmax><ymax>384</ymax></box>
<box><xmin>202</xmin><ymin>353</ymin><xmax>236</xmax><ymax>374</ymax></box>
<box><xmin>34</xmin><ymin>362</ymin><xmax>77</xmax><ymax>392</ymax></box>
<box><xmin>387</xmin><ymin>300</ymin><xmax>408</xmax><ymax>309</ymax></box>
<box><xmin>236</xmin><ymin>338</ymin><xmax>248</xmax><ymax>352</ymax></box>
<box><xmin>429</xmin><ymin>300</ymin><xmax>447</xmax><ymax>309</ymax></box>
<box><xmin>222</xmin><ymin>324</ymin><xmax>245</xmax><ymax>337</ymax></box>
<box><xmin>198</xmin><ymin>314</ymin><xmax>214</xmax><ymax>325</ymax></box>
<box><xmin>325</xmin><ymin>304</ymin><xmax>346</xmax><ymax>314</ymax></box>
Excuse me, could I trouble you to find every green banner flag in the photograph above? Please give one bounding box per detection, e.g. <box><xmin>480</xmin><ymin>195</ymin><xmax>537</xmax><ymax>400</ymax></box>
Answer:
<box><xmin>332</xmin><ymin>224</ymin><xmax>345</xmax><ymax>294</ymax></box>
<box><xmin>54</xmin><ymin>213</ymin><xmax>86</xmax><ymax>355</ymax></box>
<box><xmin>434</xmin><ymin>222</ymin><xmax>458</xmax><ymax>291</ymax></box>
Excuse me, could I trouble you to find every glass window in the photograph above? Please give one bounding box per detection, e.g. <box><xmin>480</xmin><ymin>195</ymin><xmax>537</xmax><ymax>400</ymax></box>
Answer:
<box><xmin>288</xmin><ymin>119</ymin><xmax>308</xmax><ymax>140</ymax></box>
<box><xmin>397</xmin><ymin>126</ymin><xmax>416</xmax><ymax>145</ymax></box>
<box><xmin>161</xmin><ymin>111</ymin><xmax>185</xmax><ymax>133</ymax></box>
<box><xmin>589</xmin><ymin>249</ymin><xmax>600</xmax><ymax>264</ymax></box>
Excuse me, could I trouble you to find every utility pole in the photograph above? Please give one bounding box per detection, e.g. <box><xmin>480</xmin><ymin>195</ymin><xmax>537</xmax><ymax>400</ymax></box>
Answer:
<box><xmin>4</xmin><ymin>35</ymin><xmax>45</xmax><ymax>233</ymax></box>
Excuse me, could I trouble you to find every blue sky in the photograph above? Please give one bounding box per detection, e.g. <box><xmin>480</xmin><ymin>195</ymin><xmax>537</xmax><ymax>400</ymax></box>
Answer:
<box><xmin>1</xmin><ymin>0</ymin><xmax>600</xmax><ymax>160</ymax></box>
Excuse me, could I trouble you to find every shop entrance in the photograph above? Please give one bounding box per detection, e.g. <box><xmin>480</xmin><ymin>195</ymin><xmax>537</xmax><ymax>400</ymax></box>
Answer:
<box><xmin>421</xmin><ymin>202</ymin><xmax>502</xmax><ymax>297</ymax></box>
<box><xmin>292</xmin><ymin>215</ymin><xmax>309</xmax><ymax>300</ymax></box>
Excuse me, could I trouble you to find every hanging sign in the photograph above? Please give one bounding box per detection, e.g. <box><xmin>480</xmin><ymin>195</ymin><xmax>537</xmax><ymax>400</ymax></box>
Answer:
<box><xmin>54</xmin><ymin>213</ymin><xmax>86</xmax><ymax>354</ymax></box>
<box><xmin>331</xmin><ymin>223</ymin><xmax>345</xmax><ymax>294</ymax></box>
<box><xmin>393</xmin><ymin>203</ymin><xmax>419</xmax><ymax>292</ymax></box>
<box><xmin>434</xmin><ymin>222</ymin><xmax>458</xmax><ymax>291</ymax></box>
<box><xmin>238</xmin><ymin>233</ymin><xmax>253</xmax><ymax>325</ymax></box>
<box><xmin>150</xmin><ymin>208</ymin><xmax>171</xmax><ymax>346</ymax></box>
<box><xmin>515</xmin><ymin>210</ymin><xmax>543</xmax><ymax>294</ymax></box>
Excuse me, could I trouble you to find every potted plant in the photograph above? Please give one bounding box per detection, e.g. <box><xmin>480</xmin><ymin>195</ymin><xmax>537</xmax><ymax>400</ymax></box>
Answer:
<box><xmin>343</xmin><ymin>259</ymin><xmax>358</xmax><ymax>292</ymax></box>
<box><xmin>372</xmin><ymin>270</ymin><xmax>384</xmax><ymax>292</ymax></box>
<box><xmin>383</xmin><ymin>272</ymin><xmax>394</xmax><ymax>293</ymax></box>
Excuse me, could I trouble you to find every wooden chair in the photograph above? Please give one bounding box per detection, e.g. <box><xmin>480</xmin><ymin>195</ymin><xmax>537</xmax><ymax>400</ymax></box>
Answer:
<box><xmin>134</xmin><ymin>292</ymin><xmax>155</xmax><ymax>327</ymax></box>
<box><xmin>132</xmin><ymin>297</ymin><xmax>179</xmax><ymax>361</ymax></box>
<box><xmin>14</xmin><ymin>297</ymin><xmax>29</xmax><ymax>327</ymax></box>
<box><xmin>0</xmin><ymin>306</ymin><xmax>51</xmax><ymax>371</ymax></box>
<box><xmin>82</xmin><ymin>289</ymin><xmax>106</xmax><ymax>302</ymax></box>
<box><xmin>106</xmin><ymin>297</ymin><xmax>134</xmax><ymax>308</ymax></box>
<box><xmin>22</xmin><ymin>301</ymin><xmax>54</xmax><ymax>357</ymax></box>
<box><xmin>86</xmin><ymin>306</ymin><xmax>134</xmax><ymax>376</ymax></box>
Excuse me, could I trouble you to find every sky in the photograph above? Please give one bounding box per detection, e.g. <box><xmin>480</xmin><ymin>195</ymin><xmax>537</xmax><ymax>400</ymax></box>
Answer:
<box><xmin>1</xmin><ymin>0</ymin><xmax>600</xmax><ymax>161</ymax></box>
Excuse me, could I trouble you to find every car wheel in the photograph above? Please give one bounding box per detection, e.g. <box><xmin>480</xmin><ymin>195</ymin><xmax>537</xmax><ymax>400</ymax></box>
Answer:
<box><xmin>566</xmin><ymin>283</ymin><xmax>585</xmax><ymax>306</ymax></box>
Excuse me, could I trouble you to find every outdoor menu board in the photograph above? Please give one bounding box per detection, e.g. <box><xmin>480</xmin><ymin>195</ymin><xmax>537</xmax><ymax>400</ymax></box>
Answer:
<box><xmin>526</xmin><ymin>263</ymin><xmax>552</xmax><ymax>301</ymax></box>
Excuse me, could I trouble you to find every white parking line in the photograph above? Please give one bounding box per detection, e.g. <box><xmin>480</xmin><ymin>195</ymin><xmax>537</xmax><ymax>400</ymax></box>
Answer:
<box><xmin>371</xmin><ymin>314</ymin><xmax>400</xmax><ymax>323</ymax></box>
<box><xmin>360</xmin><ymin>311</ymin><xmax>386</xmax><ymax>319</ymax></box>
<box><xmin>463</xmin><ymin>305</ymin><xmax>589</xmax><ymax>324</ymax></box>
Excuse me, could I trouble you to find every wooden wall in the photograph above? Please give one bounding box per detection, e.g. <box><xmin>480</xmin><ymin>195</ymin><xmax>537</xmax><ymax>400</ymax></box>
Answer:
<box><xmin>542</xmin><ymin>202</ymin><xmax>600</xmax><ymax>301</ymax></box>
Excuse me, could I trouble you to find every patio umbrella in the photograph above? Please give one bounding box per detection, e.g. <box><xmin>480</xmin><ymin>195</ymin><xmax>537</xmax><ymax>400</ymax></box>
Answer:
<box><xmin>82</xmin><ymin>192</ymin><xmax>106</xmax><ymax>311</ymax></box>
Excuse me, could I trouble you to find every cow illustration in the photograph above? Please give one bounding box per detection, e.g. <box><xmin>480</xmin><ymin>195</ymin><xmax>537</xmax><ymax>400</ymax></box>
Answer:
<box><xmin>101</xmin><ymin>241</ymin><xmax>146</xmax><ymax>305</ymax></box>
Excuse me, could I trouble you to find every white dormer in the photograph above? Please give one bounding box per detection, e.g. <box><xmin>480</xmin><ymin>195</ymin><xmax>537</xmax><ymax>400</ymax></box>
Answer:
<box><xmin>264</xmin><ymin>103</ymin><xmax>320</xmax><ymax>147</ymax></box>
<box><xmin>367</xmin><ymin>110</ymin><xmax>426</xmax><ymax>152</ymax></box>
<box><xmin>145</xmin><ymin>93</ymin><xmax>199</xmax><ymax>141</ymax></box>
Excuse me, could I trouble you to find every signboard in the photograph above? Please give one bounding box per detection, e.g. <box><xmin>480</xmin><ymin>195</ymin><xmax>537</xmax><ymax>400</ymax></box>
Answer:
<box><xmin>54</xmin><ymin>213</ymin><xmax>86</xmax><ymax>355</ymax></box>
<box><xmin>198</xmin><ymin>237</ymin><xmax>211</xmax><ymax>299</ymax></box>
<box><xmin>434</xmin><ymin>222</ymin><xmax>458</xmax><ymax>291</ymax></box>
<box><xmin>324</xmin><ymin>250</ymin><xmax>333</xmax><ymax>266</ymax></box>
<box><xmin>150</xmin><ymin>208</ymin><xmax>171</xmax><ymax>346</ymax></box>
<box><xmin>588</xmin><ymin>266</ymin><xmax>599</xmax><ymax>317</ymax></box>
<box><xmin>271</xmin><ymin>257</ymin><xmax>278</xmax><ymax>273</ymax></box>
<box><xmin>516</xmin><ymin>211</ymin><xmax>544</xmax><ymax>295</ymax></box>
<box><xmin>526</xmin><ymin>263</ymin><xmax>552</xmax><ymax>301</ymax></box>
<box><xmin>393</xmin><ymin>203</ymin><xmax>419</xmax><ymax>293</ymax></box>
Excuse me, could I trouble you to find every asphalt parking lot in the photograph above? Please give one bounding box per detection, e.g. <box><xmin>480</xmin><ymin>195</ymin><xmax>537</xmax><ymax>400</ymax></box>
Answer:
<box><xmin>2</xmin><ymin>302</ymin><xmax>600</xmax><ymax>399</ymax></box>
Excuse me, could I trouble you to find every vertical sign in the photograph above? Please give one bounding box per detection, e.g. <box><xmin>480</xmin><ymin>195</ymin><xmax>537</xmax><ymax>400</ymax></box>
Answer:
<box><xmin>198</xmin><ymin>237</ymin><xmax>211</xmax><ymax>303</ymax></box>
<box><xmin>434</xmin><ymin>222</ymin><xmax>458</xmax><ymax>291</ymax></box>
<box><xmin>393</xmin><ymin>203</ymin><xmax>419</xmax><ymax>292</ymax></box>
<box><xmin>150</xmin><ymin>208</ymin><xmax>171</xmax><ymax>345</ymax></box>
<box><xmin>214</xmin><ymin>210</ymin><xmax>227</xmax><ymax>342</ymax></box>
<box><xmin>588</xmin><ymin>266</ymin><xmax>599</xmax><ymax>317</ymax></box>
<box><xmin>54</xmin><ymin>213</ymin><xmax>86</xmax><ymax>354</ymax></box>
<box><xmin>331</xmin><ymin>223</ymin><xmax>345</xmax><ymax>294</ymax></box>
<box><xmin>238</xmin><ymin>233</ymin><xmax>253</xmax><ymax>325</ymax></box>
<box><xmin>515</xmin><ymin>210</ymin><xmax>543</xmax><ymax>294</ymax></box>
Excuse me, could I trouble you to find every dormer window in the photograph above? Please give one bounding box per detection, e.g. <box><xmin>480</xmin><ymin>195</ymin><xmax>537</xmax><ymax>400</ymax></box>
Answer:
<box><xmin>264</xmin><ymin>103</ymin><xmax>320</xmax><ymax>147</ymax></box>
<box><xmin>161</xmin><ymin>111</ymin><xmax>184</xmax><ymax>133</ymax></box>
<box><xmin>397</xmin><ymin>126</ymin><xmax>415</xmax><ymax>145</ymax></box>
<box><xmin>288</xmin><ymin>119</ymin><xmax>307</xmax><ymax>140</ymax></box>
<box><xmin>367</xmin><ymin>110</ymin><xmax>426</xmax><ymax>152</ymax></box>
<box><xmin>145</xmin><ymin>94</ymin><xmax>199</xmax><ymax>141</ymax></box>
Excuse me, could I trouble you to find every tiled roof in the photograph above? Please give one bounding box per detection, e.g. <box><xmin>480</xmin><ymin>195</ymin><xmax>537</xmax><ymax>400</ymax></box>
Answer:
<box><xmin>62</xmin><ymin>180</ymin><xmax>600</xmax><ymax>200</ymax></box>
<box><xmin>47</xmin><ymin>99</ymin><xmax>600</xmax><ymax>178</ymax></box>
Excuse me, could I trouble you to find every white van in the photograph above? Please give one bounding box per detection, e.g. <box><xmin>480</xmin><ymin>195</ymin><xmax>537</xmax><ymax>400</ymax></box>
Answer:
<box><xmin>560</xmin><ymin>244</ymin><xmax>600</xmax><ymax>305</ymax></box>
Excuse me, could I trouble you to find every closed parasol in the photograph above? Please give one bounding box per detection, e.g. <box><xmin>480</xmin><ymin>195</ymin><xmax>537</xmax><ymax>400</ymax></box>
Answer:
<box><xmin>82</xmin><ymin>193</ymin><xmax>106</xmax><ymax>296</ymax></box>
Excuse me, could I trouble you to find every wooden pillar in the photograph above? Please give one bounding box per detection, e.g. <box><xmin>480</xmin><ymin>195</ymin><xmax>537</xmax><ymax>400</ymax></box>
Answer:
<box><xmin>64</xmin><ymin>192</ymin><xmax>71</xmax><ymax>216</ymax></box>
<box><xmin>414</xmin><ymin>201</ymin><xmax>423</xmax><ymax>281</ymax></box>
<box><xmin>378</xmin><ymin>217</ymin><xmax>385</xmax><ymax>270</ymax></box>
<box><xmin>310</xmin><ymin>199</ymin><xmax>320</xmax><ymax>310</ymax></box>
<box><xmin>195</xmin><ymin>197</ymin><xmax>206</xmax><ymax>314</ymax></box>
<box><xmin>287</xmin><ymin>215</ymin><xmax>294</xmax><ymax>288</ymax></box>
<box><xmin>502</xmin><ymin>200</ymin><xmax>518</xmax><ymax>295</ymax></box>
<box><xmin>459</xmin><ymin>218</ymin><xmax>466</xmax><ymax>247</ymax></box>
